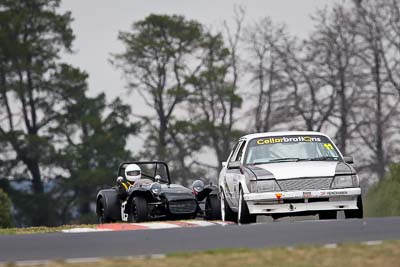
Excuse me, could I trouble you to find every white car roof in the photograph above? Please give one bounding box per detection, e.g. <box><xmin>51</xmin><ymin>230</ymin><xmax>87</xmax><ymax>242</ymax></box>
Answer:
<box><xmin>240</xmin><ymin>131</ymin><xmax>331</xmax><ymax>141</ymax></box>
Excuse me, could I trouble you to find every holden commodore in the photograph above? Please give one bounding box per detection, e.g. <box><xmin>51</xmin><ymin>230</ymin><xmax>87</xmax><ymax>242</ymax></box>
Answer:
<box><xmin>219</xmin><ymin>131</ymin><xmax>363</xmax><ymax>223</ymax></box>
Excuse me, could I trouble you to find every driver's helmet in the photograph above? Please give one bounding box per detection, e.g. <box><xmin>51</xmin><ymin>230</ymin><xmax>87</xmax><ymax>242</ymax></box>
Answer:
<box><xmin>125</xmin><ymin>164</ymin><xmax>141</xmax><ymax>182</ymax></box>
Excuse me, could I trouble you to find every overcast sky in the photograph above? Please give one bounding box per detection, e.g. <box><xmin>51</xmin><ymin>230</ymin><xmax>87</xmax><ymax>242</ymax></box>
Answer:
<box><xmin>59</xmin><ymin>0</ymin><xmax>340</xmax><ymax>103</ymax></box>
<box><xmin>58</xmin><ymin>0</ymin><xmax>340</xmax><ymax>162</ymax></box>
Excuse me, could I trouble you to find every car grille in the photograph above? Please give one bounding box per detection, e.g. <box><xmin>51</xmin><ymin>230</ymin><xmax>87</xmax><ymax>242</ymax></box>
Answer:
<box><xmin>168</xmin><ymin>200</ymin><xmax>197</xmax><ymax>214</ymax></box>
<box><xmin>277</xmin><ymin>177</ymin><xmax>333</xmax><ymax>191</ymax></box>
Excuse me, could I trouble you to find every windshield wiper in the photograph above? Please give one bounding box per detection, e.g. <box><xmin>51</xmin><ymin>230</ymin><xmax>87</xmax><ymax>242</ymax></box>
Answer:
<box><xmin>268</xmin><ymin>158</ymin><xmax>301</xmax><ymax>163</ymax></box>
<box><xmin>252</xmin><ymin>161</ymin><xmax>270</xmax><ymax>165</ymax></box>
<box><xmin>307</xmin><ymin>156</ymin><xmax>338</xmax><ymax>161</ymax></box>
<box><xmin>252</xmin><ymin>158</ymin><xmax>302</xmax><ymax>165</ymax></box>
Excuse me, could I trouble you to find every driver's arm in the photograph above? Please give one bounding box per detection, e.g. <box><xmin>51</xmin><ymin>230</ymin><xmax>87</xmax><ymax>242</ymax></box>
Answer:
<box><xmin>119</xmin><ymin>181</ymin><xmax>133</xmax><ymax>192</ymax></box>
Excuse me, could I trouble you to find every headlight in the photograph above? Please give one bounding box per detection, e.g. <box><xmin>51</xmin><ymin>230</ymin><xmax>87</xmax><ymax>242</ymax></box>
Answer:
<box><xmin>331</xmin><ymin>175</ymin><xmax>359</xmax><ymax>189</ymax></box>
<box><xmin>192</xmin><ymin>180</ymin><xmax>205</xmax><ymax>193</ymax></box>
<box><xmin>250</xmin><ymin>180</ymin><xmax>279</xmax><ymax>193</ymax></box>
<box><xmin>150</xmin><ymin>182</ymin><xmax>162</xmax><ymax>195</ymax></box>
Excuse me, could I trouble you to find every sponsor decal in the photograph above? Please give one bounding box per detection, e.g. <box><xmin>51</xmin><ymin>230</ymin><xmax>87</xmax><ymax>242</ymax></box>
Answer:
<box><xmin>256</xmin><ymin>136</ymin><xmax>322</xmax><ymax>145</ymax></box>
<box><xmin>275</xmin><ymin>193</ymin><xmax>282</xmax><ymax>200</ymax></box>
<box><xmin>324</xmin><ymin>143</ymin><xmax>334</xmax><ymax>150</ymax></box>
<box><xmin>303</xmin><ymin>192</ymin><xmax>312</xmax><ymax>198</ymax></box>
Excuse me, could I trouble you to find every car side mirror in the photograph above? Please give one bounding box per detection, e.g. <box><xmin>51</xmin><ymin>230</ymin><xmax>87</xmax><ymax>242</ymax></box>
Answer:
<box><xmin>227</xmin><ymin>161</ymin><xmax>241</xmax><ymax>169</ymax></box>
<box><xmin>343</xmin><ymin>156</ymin><xmax>354</xmax><ymax>164</ymax></box>
<box><xmin>116</xmin><ymin>176</ymin><xmax>124</xmax><ymax>184</ymax></box>
<box><xmin>222</xmin><ymin>161</ymin><xmax>227</xmax><ymax>168</ymax></box>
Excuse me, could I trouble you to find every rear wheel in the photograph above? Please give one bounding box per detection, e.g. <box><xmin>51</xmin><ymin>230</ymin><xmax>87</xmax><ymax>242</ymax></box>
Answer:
<box><xmin>205</xmin><ymin>195</ymin><xmax>222</xmax><ymax>220</ymax></box>
<box><xmin>319</xmin><ymin>211</ymin><xmax>337</xmax><ymax>220</ymax></box>
<box><xmin>221</xmin><ymin>189</ymin><xmax>237</xmax><ymax>222</ymax></box>
<box><xmin>238</xmin><ymin>187</ymin><xmax>257</xmax><ymax>224</ymax></box>
<box><xmin>345</xmin><ymin>196</ymin><xmax>364</xmax><ymax>219</ymax></box>
<box><xmin>129</xmin><ymin>196</ymin><xmax>148</xmax><ymax>222</ymax></box>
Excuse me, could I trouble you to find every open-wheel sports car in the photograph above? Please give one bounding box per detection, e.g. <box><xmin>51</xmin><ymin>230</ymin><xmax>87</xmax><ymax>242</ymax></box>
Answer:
<box><xmin>96</xmin><ymin>161</ymin><xmax>220</xmax><ymax>223</ymax></box>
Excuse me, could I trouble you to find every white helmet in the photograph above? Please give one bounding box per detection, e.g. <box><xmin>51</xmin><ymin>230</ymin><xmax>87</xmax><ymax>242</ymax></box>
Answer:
<box><xmin>125</xmin><ymin>164</ymin><xmax>141</xmax><ymax>182</ymax></box>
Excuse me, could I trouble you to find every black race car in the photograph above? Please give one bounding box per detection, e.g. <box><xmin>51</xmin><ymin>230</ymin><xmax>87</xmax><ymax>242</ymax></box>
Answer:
<box><xmin>96</xmin><ymin>161</ymin><xmax>220</xmax><ymax>223</ymax></box>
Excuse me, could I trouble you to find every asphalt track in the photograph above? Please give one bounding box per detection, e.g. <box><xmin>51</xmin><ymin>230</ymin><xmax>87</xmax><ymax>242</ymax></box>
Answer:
<box><xmin>1</xmin><ymin>217</ymin><xmax>400</xmax><ymax>263</ymax></box>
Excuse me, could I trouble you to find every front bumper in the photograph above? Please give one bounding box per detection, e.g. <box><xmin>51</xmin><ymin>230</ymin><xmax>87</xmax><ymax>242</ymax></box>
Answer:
<box><xmin>244</xmin><ymin>188</ymin><xmax>361</xmax><ymax>214</ymax></box>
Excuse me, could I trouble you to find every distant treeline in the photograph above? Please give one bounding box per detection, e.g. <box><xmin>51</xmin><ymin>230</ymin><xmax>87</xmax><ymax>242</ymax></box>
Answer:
<box><xmin>0</xmin><ymin>0</ymin><xmax>399</xmax><ymax>226</ymax></box>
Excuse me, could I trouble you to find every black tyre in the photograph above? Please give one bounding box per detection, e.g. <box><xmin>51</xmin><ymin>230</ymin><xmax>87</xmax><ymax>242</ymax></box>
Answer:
<box><xmin>221</xmin><ymin>189</ymin><xmax>237</xmax><ymax>222</ymax></box>
<box><xmin>129</xmin><ymin>196</ymin><xmax>148</xmax><ymax>222</ymax></box>
<box><xmin>238</xmin><ymin>187</ymin><xmax>257</xmax><ymax>224</ymax></box>
<box><xmin>205</xmin><ymin>195</ymin><xmax>222</xmax><ymax>220</ymax></box>
<box><xmin>345</xmin><ymin>196</ymin><xmax>364</xmax><ymax>219</ymax></box>
<box><xmin>319</xmin><ymin>210</ymin><xmax>337</xmax><ymax>220</ymax></box>
<box><xmin>97</xmin><ymin>197</ymin><xmax>111</xmax><ymax>224</ymax></box>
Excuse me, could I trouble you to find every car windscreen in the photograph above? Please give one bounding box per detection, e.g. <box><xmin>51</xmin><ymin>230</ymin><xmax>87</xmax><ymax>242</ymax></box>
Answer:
<box><xmin>120</xmin><ymin>162</ymin><xmax>170</xmax><ymax>184</ymax></box>
<box><xmin>244</xmin><ymin>135</ymin><xmax>341</xmax><ymax>165</ymax></box>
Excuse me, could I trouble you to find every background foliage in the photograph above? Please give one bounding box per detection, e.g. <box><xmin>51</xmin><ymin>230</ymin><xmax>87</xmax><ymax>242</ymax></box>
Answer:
<box><xmin>365</xmin><ymin>164</ymin><xmax>400</xmax><ymax>217</ymax></box>
<box><xmin>0</xmin><ymin>0</ymin><xmax>399</xmax><ymax>226</ymax></box>
<box><xmin>0</xmin><ymin>188</ymin><xmax>13</xmax><ymax>228</ymax></box>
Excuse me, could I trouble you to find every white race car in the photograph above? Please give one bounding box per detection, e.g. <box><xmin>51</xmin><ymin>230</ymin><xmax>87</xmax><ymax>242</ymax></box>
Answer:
<box><xmin>219</xmin><ymin>131</ymin><xmax>363</xmax><ymax>223</ymax></box>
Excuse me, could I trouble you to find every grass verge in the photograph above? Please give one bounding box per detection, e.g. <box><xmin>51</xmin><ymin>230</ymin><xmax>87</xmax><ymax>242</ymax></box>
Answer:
<box><xmin>0</xmin><ymin>224</ymin><xmax>96</xmax><ymax>235</ymax></box>
<box><xmin>3</xmin><ymin>240</ymin><xmax>399</xmax><ymax>267</ymax></box>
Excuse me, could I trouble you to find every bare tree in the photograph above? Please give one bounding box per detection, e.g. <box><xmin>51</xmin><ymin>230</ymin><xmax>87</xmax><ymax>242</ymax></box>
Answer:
<box><xmin>185</xmin><ymin>7</ymin><xmax>246</xmax><ymax>168</ymax></box>
<box><xmin>187</xmin><ymin>34</ymin><xmax>243</xmax><ymax>166</ymax></box>
<box><xmin>277</xmin><ymin>36</ymin><xmax>337</xmax><ymax>132</ymax></box>
<box><xmin>351</xmin><ymin>0</ymin><xmax>400</xmax><ymax>179</ymax></box>
<box><xmin>307</xmin><ymin>5</ymin><xmax>364</xmax><ymax>155</ymax></box>
<box><xmin>244</xmin><ymin>18</ymin><xmax>293</xmax><ymax>132</ymax></box>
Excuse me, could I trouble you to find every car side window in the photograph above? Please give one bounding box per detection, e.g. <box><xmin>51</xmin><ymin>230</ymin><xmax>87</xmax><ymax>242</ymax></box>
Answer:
<box><xmin>228</xmin><ymin>141</ymin><xmax>241</xmax><ymax>163</ymax></box>
<box><xmin>235</xmin><ymin>141</ymin><xmax>247</xmax><ymax>162</ymax></box>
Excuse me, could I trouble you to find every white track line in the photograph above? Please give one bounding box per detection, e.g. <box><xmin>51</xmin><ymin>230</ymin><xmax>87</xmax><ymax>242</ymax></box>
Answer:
<box><xmin>65</xmin><ymin>257</ymin><xmax>103</xmax><ymax>264</ymax></box>
<box><xmin>61</xmin><ymin>228</ymin><xmax>111</xmax><ymax>233</ymax></box>
<box><xmin>362</xmin><ymin>240</ymin><xmax>383</xmax><ymax>246</ymax></box>
<box><xmin>184</xmin><ymin>220</ymin><xmax>217</xmax><ymax>227</ymax></box>
<box><xmin>134</xmin><ymin>222</ymin><xmax>181</xmax><ymax>229</ymax></box>
<box><xmin>1</xmin><ymin>254</ymin><xmax>166</xmax><ymax>266</ymax></box>
<box><xmin>324</xmin><ymin>243</ymin><xmax>338</xmax><ymax>249</ymax></box>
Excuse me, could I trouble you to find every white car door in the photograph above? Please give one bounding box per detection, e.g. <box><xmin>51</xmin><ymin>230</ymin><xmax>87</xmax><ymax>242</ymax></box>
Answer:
<box><xmin>224</xmin><ymin>140</ymin><xmax>246</xmax><ymax>210</ymax></box>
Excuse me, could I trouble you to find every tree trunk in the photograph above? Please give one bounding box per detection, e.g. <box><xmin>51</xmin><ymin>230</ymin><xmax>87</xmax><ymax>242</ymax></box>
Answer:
<box><xmin>373</xmin><ymin>51</ymin><xmax>385</xmax><ymax>179</ymax></box>
<box><xmin>25</xmin><ymin>159</ymin><xmax>44</xmax><ymax>195</ymax></box>
<box><xmin>338</xmin><ymin>72</ymin><xmax>348</xmax><ymax>155</ymax></box>
<box><xmin>158</xmin><ymin>118</ymin><xmax>168</xmax><ymax>161</ymax></box>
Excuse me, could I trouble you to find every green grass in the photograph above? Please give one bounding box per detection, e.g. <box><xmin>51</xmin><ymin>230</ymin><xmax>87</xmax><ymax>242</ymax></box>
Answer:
<box><xmin>2</xmin><ymin>240</ymin><xmax>399</xmax><ymax>267</ymax></box>
<box><xmin>365</xmin><ymin>164</ymin><xmax>400</xmax><ymax>217</ymax></box>
<box><xmin>0</xmin><ymin>224</ymin><xmax>96</xmax><ymax>235</ymax></box>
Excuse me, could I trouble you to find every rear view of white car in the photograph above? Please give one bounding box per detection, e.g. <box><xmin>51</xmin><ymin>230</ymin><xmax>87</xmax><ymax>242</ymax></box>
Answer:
<box><xmin>219</xmin><ymin>131</ymin><xmax>363</xmax><ymax>223</ymax></box>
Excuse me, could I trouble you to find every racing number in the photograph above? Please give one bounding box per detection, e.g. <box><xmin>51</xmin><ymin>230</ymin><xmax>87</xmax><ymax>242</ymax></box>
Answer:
<box><xmin>324</xmin><ymin>143</ymin><xmax>334</xmax><ymax>150</ymax></box>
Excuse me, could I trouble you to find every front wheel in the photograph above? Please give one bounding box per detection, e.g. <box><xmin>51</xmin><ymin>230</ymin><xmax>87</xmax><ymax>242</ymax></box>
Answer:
<box><xmin>345</xmin><ymin>196</ymin><xmax>364</xmax><ymax>219</ymax></box>
<box><xmin>238</xmin><ymin>187</ymin><xmax>257</xmax><ymax>224</ymax></box>
<box><xmin>97</xmin><ymin>197</ymin><xmax>111</xmax><ymax>224</ymax></box>
<box><xmin>205</xmin><ymin>195</ymin><xmax>222</xmax><ymax>220</ymax></box>
<box><xmin>221</xmin><ymin>189</ymin><xmax>237</xmax><ymax>222</ymax></box>
<box><xmin>319</xmin><ymin>211</ymin><xmax>337</xmax><ymax>220</ymax></box>
<box><xmin>129</xmin><ymin>196</ymin><xmax>148</xmax><ymax>222</ymax></box>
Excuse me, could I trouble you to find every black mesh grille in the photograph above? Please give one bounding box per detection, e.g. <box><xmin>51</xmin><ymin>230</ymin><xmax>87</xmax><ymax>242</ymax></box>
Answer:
<box><xmin>278</xmin><ymin>177</ymin><xmax>333</xmax><ymax>191</ymax></box>
<box><xmin>168</xmin><ymin>200</ymin><xmax>197</xmax><ymax>214</ymax></box>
